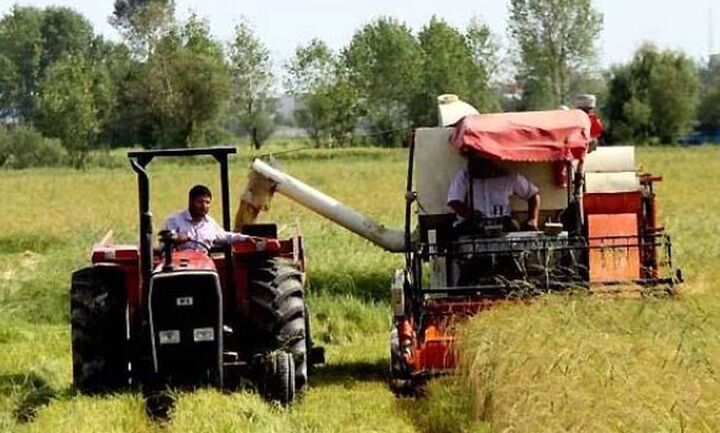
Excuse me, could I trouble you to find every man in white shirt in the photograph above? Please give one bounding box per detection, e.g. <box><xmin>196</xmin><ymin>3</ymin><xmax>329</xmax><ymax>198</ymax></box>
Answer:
<box><xmin>447</xmin><ymin>156</ymin><xmax>541</xmax><ymax>231</ymax></box>
<box><xmin>163</xmin><ymin>185</ymin><xmax>256</xmax><ymax>251</ymax></box>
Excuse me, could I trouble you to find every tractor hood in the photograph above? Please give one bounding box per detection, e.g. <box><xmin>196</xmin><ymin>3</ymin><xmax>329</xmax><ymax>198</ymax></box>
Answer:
<box><xmin>154</xmin><ymin>250</ymin><xmax>217</xmax><ymax>273</ymax></box>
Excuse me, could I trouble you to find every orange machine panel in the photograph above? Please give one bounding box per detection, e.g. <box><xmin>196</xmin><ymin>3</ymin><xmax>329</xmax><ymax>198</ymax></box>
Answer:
<box><xmin>583</xmin><ymin>191</ymin><xmax>642</xmax><ymax>215</ymax></box>
<box><xmin>588</xmin><ymin>213</ymin><xmax>640</xmax><ymax>282</ymax></box>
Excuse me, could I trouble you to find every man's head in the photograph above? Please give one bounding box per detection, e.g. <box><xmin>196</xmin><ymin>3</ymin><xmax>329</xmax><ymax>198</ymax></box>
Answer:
<box><xmin>188</xmin><ymin>184</ymin><xmax>212</xmax><ymax>219</ymax></box>
<box><xmin>575</xmin><ymin>94</ymin><xmax>597</xmax><ymax>114</ymax></box>
<box><xmin>467</xmin><ymin>155</ymin><xmax>502</xmax><ymax>179</ymax></box>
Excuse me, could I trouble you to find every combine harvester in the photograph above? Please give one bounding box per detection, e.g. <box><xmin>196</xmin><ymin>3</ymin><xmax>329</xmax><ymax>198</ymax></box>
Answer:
<box><xmin>245</xmin><ymin>95</ymin><xmax>683</xmax><ymax>393</ymax></box>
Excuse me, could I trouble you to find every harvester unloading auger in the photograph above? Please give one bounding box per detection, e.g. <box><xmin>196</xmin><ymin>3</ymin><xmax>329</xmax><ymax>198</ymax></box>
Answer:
<box><xmin>238</xmin><ymin>95</ymin><xmax>683</xmax><ymax>393</ymax></box>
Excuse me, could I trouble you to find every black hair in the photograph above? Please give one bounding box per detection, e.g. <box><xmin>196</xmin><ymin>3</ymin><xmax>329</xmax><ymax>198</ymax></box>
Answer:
<box><xmin>188</xmin><ymin>184</ymin><xmax>212</xmax><ymax>201</ymax></box>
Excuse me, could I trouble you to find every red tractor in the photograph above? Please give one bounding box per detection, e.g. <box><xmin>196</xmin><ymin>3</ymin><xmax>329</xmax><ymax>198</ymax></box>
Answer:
<box><xmin>70</xmin><ymin>147</ymin><xmax>323</xmax><ymax>407</ymax></box>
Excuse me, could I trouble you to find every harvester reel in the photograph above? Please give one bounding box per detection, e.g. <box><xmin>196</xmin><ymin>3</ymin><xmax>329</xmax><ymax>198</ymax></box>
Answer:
<box><xmin>248</xmin><ymin>257</ymin><xmax>309</xmax><ymax>394</ymax></box>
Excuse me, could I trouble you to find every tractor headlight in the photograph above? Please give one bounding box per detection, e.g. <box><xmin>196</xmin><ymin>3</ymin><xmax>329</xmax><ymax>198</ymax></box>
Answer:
<box><xmin>158</xmin><ymin>330</ymin><xmax>180</xmax><ymax>345</ymax></box>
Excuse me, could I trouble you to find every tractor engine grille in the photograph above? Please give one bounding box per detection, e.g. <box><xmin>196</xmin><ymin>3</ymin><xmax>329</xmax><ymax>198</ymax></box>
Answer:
<box><xmin>148</xmin><ymin>271</ymin><xmax>223</xmax><ymax>387</ymax></box>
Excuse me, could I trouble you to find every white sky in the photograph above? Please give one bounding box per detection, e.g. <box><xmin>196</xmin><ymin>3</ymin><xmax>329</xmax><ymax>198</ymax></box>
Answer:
<box><xmin>2</xmin><ymin>0</ymin><xmax>718</xmax><ymax>71</ymax></box>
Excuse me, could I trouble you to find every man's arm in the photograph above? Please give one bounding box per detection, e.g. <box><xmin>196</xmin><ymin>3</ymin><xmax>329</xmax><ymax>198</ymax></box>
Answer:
<box><xmin>448</xmin><ymin>169</ymin><xmax>478</xmax><ymax>218</ymax></box>
<box><xmin>527</xmin><ymin>194</ymin><xmax>541</xmax><ymax>230</ymax></box>
<box><xmin>512</xmin><ymin>174</ymin><xmax>541</xmax><ymax>230</ymax></box>
<box><xmin>208</xmin><ymin>219</ymin><xmax>254</xmax><ymax>246</ymax></box>
<box><xmin>447</xmin><ymin>200</ymin><xmax>476</xmax><ymax>219</ymax></box>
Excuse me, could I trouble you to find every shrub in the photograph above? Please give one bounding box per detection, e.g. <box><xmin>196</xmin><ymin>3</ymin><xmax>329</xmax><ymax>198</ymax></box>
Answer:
<box><xmin>0</xmin><ymin>125</ymin><xmax>68</xmax><ymax>169</ymax></box>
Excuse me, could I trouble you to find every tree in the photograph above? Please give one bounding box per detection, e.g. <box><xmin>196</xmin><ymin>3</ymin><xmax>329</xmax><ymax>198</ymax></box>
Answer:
<box><xmin>285</xmin><ymin>39</ymin><xmax>361</xmax><ymax>146</ymax></box>
<box><xmin>110</xmin><ymin>0</ymin><xmax>173</xmax><ymax>58</ymax></box>
<box><xmin>228</xmin><ymin>20</ymin><xmax>275</xmax><ymax>149</ymax></box>
<box><xmin>411</xmin><ymin>17</ymin><xmax>499</xmax><ymax>127</ymax></box>
<box><xmin>604</xmin><ymin>45</ymin><xmax>700</xmax><ymax>143</ymax></box>
<box><xmin>344</xmin><ymin>17</ymin><xmax>423</xmax><ymax>146</ymax></box>
<box><xmin>508</xmin><ymin>0</ymin><xmax>603</xmax><ymax>108</ymax></box>
<box><xmin>38</xmin><ymin>55</ymin><xmax>98</xmax><ymax>167</ymax></box>
<box><xmin>140</xmin><ymin>14</ymin><xmax>231</xmax><ymax>147</ymax></box>
<box><xmin>465</xmin><ymin>17</ymin><xmax>501</xmax><ymax>113</ymax></box>
<box><xmin>699</xmin><ymin>56</ymin><xmax>720</xmax><ymax>130</ymax></box>
<box><xmin>0</xmin><ymin>6</ymin><xmax>94</xmax><ymax>122</ymax></box>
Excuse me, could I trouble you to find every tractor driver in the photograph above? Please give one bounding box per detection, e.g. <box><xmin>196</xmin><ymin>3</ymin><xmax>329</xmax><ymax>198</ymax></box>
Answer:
<box><xmin>162</xmin><ymin>184</ymin><xmax>258</xmax><ymax>251</ymax></box>
<box><xmin>447</xmin><ymin>155</ymin><xmax>541</xmax><ymax>232</ymax></box>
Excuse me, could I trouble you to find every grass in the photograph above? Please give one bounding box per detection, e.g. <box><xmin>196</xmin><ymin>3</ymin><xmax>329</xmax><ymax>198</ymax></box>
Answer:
<box><xmin>0</xmin><ymin>144</ymin><xmax>718</xmax><ymax>432</ymax></box>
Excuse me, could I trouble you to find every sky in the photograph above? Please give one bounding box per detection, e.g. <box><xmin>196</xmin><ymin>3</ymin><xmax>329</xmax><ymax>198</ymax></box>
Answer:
<box><xmin>2</xmin><ymin>0</ymin><xmax>719</xmax><ymax>72</ymax></box>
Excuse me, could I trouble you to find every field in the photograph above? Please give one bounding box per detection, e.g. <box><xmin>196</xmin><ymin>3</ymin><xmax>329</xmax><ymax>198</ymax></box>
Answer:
<box><xmin>0</xmin><ymin>145</ymin><xmax>718</xmax><ymax>432</ymax></box>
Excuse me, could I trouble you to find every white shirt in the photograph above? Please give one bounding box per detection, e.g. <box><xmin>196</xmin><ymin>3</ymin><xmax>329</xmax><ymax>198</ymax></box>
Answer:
<box><xmin>447</xmin><ymin>169</ymin><xmax>539</xmax><ymax>218</ymax></box>
<box><xmin>162</xmin><ymin>209</ymin><xmax>248</xmax><ymax>251</ymax></box>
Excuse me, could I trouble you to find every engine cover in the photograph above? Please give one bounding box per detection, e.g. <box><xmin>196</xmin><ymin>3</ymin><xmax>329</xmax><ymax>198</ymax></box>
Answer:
<box><xmin>148</xmin><ymin>271</ymin><xmax>223</xmax><ymax>387</ymax></box>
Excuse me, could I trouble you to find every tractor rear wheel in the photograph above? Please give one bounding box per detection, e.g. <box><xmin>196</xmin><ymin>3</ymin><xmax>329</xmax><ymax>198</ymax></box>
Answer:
<box><xmin>71</xmin><ymin>266</ymin><xmax>128</xmax><ymax>394</ymax></box>
<box><xmin>248</xmin><ymin>258</ymin><xmax>308</xmax><ymax>395</ymax></box>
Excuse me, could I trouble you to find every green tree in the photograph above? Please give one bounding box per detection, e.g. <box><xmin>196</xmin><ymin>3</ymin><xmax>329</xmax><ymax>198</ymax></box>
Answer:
<box><xmin>87</xmin><ymin>36</ymin><xmax>135</xmax><ymax>146</ymax></box>
<box><xmin>110</xmin><ymin>0</ymin><xmax>173</xmax><ymax>58</ymax></box>
<box><xmin>344</xmin><ymin>17</ymin><xmax>423</xmax><ymax>146</ymax></box>
<box><xmin>411</xmin><ymin>17</ymin><xmax>499</xmax><ymax>127</ymax></box>
<box><xmin>508</xmin><ymin>0</ymin><xmax>603</xmax><ymax>108</ymax></box>
<box><xmin>285</xmin><ymin>39</ymin><xmax>361</xmax><ymax>146</ymax></box>
<box><xmin>699</xmin><ymin>56</ymin><xmax>720</xmax><ymax>130</ymax></box>
<box><xmin>604</xmin><ymin>45</ymin><xmax>700</xmax><ymax>143</ymax></box>
<box><xmin>38</xmin><ymin>55</ymin><xmax>97</xmax><ymax>166</ymax></box>
<box><xmin>141</xmin><ymin>15</ymin><xmax>231</xmax><ymax>147</ymax></box>
<box><xmin>465</xmin><ymin>17</ymin><xmax>501</xmax><ymax>113</ymax></box>
<box><xmin>0</xmin><ymin>6</ymin><xmax>94</xmax><ymax>122</ymax></box>
<box><xmin>228</xmin><ymin>20</ymin><xmax>275</xmax><ymax>149</ymax></box>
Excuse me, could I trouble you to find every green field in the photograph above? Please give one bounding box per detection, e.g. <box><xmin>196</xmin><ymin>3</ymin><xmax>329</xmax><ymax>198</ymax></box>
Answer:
<box><xmin>0</xmin><ymin>146</ymin><xmax>718</xmax><ymax>432</ymax></box>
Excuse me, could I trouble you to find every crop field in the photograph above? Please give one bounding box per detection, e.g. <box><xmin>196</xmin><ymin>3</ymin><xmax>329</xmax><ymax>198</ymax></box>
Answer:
<box><xmin>0</xmin><ymin>145</ymin><xmax>719</xmax><ymax>432</ymax></box>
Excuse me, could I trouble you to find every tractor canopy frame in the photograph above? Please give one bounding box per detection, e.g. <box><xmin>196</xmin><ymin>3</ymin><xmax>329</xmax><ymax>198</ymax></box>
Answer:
<box><xmin>127</xmin><ymin>146</ymin><xmax>237</xmax><ymax>303</ymax></box>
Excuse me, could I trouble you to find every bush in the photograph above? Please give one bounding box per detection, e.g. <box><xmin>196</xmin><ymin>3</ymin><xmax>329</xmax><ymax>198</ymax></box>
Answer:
<box><xmin>0</xmin><ymin>125</ymin><xmax>68</xmax><ymax>169</ymax></box>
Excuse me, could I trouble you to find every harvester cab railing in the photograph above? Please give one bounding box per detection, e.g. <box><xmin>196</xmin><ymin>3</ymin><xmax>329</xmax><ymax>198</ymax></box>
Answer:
<box><xmin>415</xmin><ymin>231</ymin><xmax>677</xmax><ymax>296</ymax></box>
<box><xmin>127</xmin><ymin>146</ymin><xmax>237</xmax><ymax>293</ymax></box>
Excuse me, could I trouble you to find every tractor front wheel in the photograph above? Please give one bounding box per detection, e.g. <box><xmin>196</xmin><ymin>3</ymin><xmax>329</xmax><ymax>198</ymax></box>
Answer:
<box><xmin>248</xmin><ymin>258</ymin><xmax>308</xmax><ymax>396</ymax></box>
<box><xmin>262</xmin><ymin>351</ymin><xmax>295</xmax><ymax>405</ymax></box>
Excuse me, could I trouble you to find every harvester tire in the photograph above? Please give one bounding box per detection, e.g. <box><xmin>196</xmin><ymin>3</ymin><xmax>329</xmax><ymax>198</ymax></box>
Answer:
<box><xmin>70</xmin><ymin>266</ymin><xmax>128</xmax><ymax>394</ymax></box>
<box><xmin>248</xmin><ymin>258</ymin><xmax>308</xmax><ymax>394</ymax></box>
<box><xmin>389</xmin><ymin>328</ymin><xmax>414</xmax><ymax>397</ymax></box>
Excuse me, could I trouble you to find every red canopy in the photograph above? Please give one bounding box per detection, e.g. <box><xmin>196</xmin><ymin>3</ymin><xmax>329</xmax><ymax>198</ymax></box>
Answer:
<box><xmin>450</xmin><ymin>110</ymin><xmax>592</xmax><ymax>162</ymax></box>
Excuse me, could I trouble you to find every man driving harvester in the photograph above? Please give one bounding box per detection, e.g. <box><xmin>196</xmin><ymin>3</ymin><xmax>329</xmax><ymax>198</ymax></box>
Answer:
<box><xmin>447</xmin><ymin>154</ymin><xmax>541</xmax><ymax>233</ymax></box>
<box><xmin>163</xmin><ymin>184</ymin><xmax>260</xmax><ymax>251</ymax></box>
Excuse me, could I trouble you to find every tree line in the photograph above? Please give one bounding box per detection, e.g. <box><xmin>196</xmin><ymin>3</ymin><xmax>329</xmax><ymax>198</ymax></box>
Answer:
<box><xmin>0</xmin><ymin>0</ymin><xmax>718</xmax><ymax>168</ymax></box>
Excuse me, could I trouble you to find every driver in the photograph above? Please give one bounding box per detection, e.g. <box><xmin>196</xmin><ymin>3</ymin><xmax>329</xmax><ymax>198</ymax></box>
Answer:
<box><xmin>447</xmin><ymin>155</ymin><xmax>541</xmax><ymax>232</ymax></box>
<box><xmin>163</xmin><ymin>184</ymin><xmax>255</xmax><ymax>251</ymax></box>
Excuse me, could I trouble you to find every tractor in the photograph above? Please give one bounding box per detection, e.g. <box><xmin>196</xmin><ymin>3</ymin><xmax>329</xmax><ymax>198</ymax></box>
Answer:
<box><xmin>70</xmin><ymin>147</ymin><xmax>323</xmax><ymax>407</ymax></box>
<box><xmin>242</xmin><ymin>96</ymin><xmax>683</xmax><ymax>394</ymax></box>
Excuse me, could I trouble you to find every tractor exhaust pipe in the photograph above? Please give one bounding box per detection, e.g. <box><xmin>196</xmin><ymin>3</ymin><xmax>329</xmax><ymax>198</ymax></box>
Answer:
<box><xmin>251</xmin><ymin>159</ymin><xmax>407</xmax><ymax>253</ymax></box>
